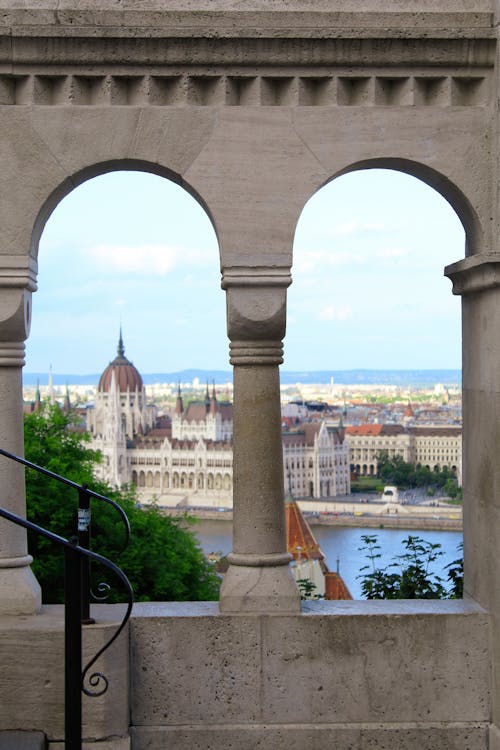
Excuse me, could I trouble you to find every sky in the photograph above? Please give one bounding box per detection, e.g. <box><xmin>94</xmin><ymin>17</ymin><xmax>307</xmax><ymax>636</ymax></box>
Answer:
<box><xmin>25</xmin><ymin>168</ymin><xmax>465</xmax><ymax>375</ymax></box>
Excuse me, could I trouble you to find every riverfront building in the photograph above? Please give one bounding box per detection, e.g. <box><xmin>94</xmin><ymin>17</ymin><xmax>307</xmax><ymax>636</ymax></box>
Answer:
<box><xmin>346</xmin><ymin>423</ymin><xmax>462</xmax><ymax>484</ymax></box>
<box><xmin>87</xmin><ymin>335</ymin><xmax>350</xmax><ymax>505</ymax></box>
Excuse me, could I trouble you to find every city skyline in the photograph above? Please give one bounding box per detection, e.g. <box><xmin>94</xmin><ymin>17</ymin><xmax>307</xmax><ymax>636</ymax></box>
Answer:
<box><xmin>26</xmin><ymin>168</ymin><xmax>464</xmax><ymax>374</ymax></box>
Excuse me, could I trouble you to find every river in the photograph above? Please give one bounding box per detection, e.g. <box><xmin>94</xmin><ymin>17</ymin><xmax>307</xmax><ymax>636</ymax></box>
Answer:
<box><xmin>192</xmin><ymin>519</ymin><xmax>463</xmax><ymax>599</ymax></box>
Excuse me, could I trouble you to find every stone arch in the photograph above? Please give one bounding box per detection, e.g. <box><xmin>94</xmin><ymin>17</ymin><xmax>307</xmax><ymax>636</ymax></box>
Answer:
<box><xmin>295</xmin><ymin>157</ymin><xmax>482</xmax><ymax>258</ymax></box>
<box><xmin>29</xmin><ymin>159</ymin><xmax>219</xmax><ymax>264</ymax></box>
<box><xmin>146</xmin><ymin>471</ymin><xmax>153</xmax><ymax>488</ymax></box>
<box><xmin>138</xmin><ymin>470</ymin><xmax>146</xmax><ymax>488</ymax></box>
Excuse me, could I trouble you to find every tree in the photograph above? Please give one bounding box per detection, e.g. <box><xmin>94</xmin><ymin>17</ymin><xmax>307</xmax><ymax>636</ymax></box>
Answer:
<box><xmin>24</xmin><ymin>405</ymin><xmax>220</xmax><ymax>603</ymax></box>
<box><xmin>376</xmin><ymin>451</ymin><xmax>459</xmax><ymax>491</ymax></box>
<box><xmin>357</xmin><ymin>534</ymin><xmax>463</xmax><ymax>599</ymax></box>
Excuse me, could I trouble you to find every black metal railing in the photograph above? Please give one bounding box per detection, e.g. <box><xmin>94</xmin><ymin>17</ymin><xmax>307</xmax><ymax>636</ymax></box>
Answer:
<box><xmin>0</xmin><ymin>447</ymin><xmax>130</xmax><ymax>622</ymax></box>
<box><xmin>0</xmin><ymin>506</ymin><xmax>133</xmax><ymax>750</ymax></box>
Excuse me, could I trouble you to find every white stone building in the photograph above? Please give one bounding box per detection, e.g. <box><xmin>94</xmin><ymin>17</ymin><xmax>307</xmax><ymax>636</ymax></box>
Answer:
<box><xmin>88</xmin><ymin>335</ymin><xmax>350</xmax><ymax>505</ymax></box>
<box><xmin>346</xmin><ymin>423</ymin><xmax>462</xmax><ymax>484</ymax></box>
<box><xmin>283</xmin><ymin>421</ymin><xmax>350</xmax><ymax>498</ymax></box>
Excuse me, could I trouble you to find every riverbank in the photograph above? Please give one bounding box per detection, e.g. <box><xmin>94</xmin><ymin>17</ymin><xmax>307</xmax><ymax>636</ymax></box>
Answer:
<box><xmin>160</xmin><ymin>507</ymin><xmax>462</xmax><ymax>532</ymax></box>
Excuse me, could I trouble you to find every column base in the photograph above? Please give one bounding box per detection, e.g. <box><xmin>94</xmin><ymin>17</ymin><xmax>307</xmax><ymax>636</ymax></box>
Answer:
<box><xmin>219</xmin><ymin>562</ymin><xmax>301</xmax><ymax>614</ymax></box>
<box><xmin>0</xmin><ymin>563</ymin><xmax>41</xmax><ymax>614</ymax></box>
<box><xmin>490</xmin><ymin>725</ymin><xmax>500</xmax><ymax>749</ymax></box>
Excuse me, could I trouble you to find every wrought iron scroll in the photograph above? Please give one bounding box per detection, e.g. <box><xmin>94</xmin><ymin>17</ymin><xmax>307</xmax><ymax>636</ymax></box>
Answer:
<box><xmin>0</xmin><ymin>505</ymin><xmax>133</xmax><ymax>750</ymax></box>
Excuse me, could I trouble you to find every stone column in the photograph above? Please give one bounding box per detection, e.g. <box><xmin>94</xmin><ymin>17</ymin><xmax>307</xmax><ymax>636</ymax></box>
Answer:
<box><xmin>445</xmin><ymin>254</ymin><xmax>500</xmax><ymax>736</ymax></box>
<box><xmin>219</xmin><ymin>267</ymin><xmax>300</xmax><ymax>613</ymax></box>
<box><xmin>0</xmin><ymin>280</ymin><xmax>41</xmax><ymax>614</ymax></box>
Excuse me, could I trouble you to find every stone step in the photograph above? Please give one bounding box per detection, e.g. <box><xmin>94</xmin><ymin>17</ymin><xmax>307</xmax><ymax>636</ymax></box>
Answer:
<box><xmin>0</xmin><ymin>732</ymin><xmax>46</xmax><ymax>750</ymax></box>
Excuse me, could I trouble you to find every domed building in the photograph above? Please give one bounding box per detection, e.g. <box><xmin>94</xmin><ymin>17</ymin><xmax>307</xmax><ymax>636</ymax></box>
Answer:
<box><xmin>87</xmin><ymin>331</ymin><xmax>157</xmax><ymax>486</ymax></box>
<box><xmin>87</xmin><ymin>332</ymin><xmax>348</xmax><ymax>506</ymax></box>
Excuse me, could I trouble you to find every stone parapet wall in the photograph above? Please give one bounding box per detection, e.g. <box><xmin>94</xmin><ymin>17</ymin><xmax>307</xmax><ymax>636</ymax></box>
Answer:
<box><xmin>130</xmin><ymin>600</ymin><xmax>489</xmax><ymax>749</ymax></box>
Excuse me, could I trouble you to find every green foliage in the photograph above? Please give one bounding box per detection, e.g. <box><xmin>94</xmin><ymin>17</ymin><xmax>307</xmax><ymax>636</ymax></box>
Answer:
<box><xmin>445</xmin><ymin>543</ymin><xmax>464</xmax><ymax>598</ymax></box>
<box><xmin>296</xmin><ymin>578</ymin><xmax>322</xmax><ymax>600</ymax></box>
<box><xmin>376</xmin><ymin>450</ymin><xmax>458</xmax><ymax>491</ymax></box>
<box><xmin>357</xmin><ymin>534</ymin><xmax>463</xmax><ymax>599</ymax></box>
<box><xmin>350</xmin><ymin>476</ymin><xmax>381</xmax><ymax>493</ymax></box>
<box><xmin>24</xmin><ymin>405</ymin><xmax>220</xmax><ymax>603</ymax></box>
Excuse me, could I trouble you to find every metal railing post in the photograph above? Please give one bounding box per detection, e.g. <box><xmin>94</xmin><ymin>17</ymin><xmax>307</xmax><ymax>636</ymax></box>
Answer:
<box><xmin>0</xmin><ymin>503</ymin><xmax>133</xmax><ymax>750</ymax></box>
<box><xmin>78</xmin><ymin>485</ymin><xmax>94</xmax><ymax>625</ymax></box>
<box><xmin>64</xmin><ymin>541</ymin><xmax>82</xmax><ymax>750</ymax></box>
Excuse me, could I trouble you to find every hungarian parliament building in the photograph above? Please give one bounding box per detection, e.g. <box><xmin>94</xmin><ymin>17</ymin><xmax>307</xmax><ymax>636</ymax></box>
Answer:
<box><xmin>86</xmin><ymin>335</ymin><xmax>351</xmax><ymax>507</ymax></box>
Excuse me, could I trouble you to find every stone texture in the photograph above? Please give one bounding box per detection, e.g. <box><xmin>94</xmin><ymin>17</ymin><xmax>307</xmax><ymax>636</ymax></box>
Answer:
<box><xmin>0</xmin><ymin>606</ymin><xmax>129</xmax><ymax>742</ymax></box>
<box><xmin>0</xmin><ymin>1</ymin><xmax>498</xmax><ymax>747</ymax></box>
<box><xmin>130</xmin><ymin>601</ymin><xmax>489</xmax><ymax>729</ymax></box>
<box><xmin>131</xmin><ymin>723</ymin><xmax>488</xmax><ymax>750</ymax></box>
<box><xmin>0</xmin><ymin>732</ymin><xmax>46</xmax><ymax>750</ymax></box>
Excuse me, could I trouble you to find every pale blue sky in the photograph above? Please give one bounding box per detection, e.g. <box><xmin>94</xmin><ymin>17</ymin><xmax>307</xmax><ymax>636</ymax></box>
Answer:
<box><xmin>25</xmin><ymin>168</ymin><xmax>464</xmax><ymax>375</ymax></box>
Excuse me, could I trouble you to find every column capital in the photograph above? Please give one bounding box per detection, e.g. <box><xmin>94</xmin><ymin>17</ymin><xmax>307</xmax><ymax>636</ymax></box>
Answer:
<box><xmin>221</xmin><ymin>265</ymin><xmax>292</xmax><ymax>290</ymax></box>
<box><xmin>0</xmin><ymin>256</ymin><xmax>38</xmax><ymax>293</ymax></box>
<box><xmin>445</xmin><ymin>254</ymin><xmax>500</xmax><ymax>296</ymax></box>
<box><xmin>222</xmin><ymin>266</ymin><xmax>291</xmax><ymax>366</ymax></box>
<box><xmin>0</xmin><ymin>287</ymin><xmax>32</xmax><ymax>366</ymax></box>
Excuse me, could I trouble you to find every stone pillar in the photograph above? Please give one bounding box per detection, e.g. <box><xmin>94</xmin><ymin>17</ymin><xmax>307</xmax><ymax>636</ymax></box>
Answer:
<box><xmin>445</xmin><ymin>254</ymin><xmax>500</xmax><ymax>735</ymax></box>
<box><xmin>0</xmin><ymin>283</ymin><xmax>41</xmax><ymax>614</ymax></box>
<box><xmin>219</xmin><ymin>267</ymin><xmax>300</xmax><ymax>613</ymax></box>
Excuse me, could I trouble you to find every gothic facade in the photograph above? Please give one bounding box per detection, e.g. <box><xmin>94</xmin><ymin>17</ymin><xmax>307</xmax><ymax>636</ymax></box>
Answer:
<box><xmin>88</xmin><ymin>336</ymin><xmax>350</xmax><ymax>505</ymax></box>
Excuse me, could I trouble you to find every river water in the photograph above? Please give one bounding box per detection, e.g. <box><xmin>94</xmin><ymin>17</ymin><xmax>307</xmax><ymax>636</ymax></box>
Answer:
<box><xmin>192</xmin><ymin>519</ymin><xmax>463</xmax><ymax>599</ymax></box>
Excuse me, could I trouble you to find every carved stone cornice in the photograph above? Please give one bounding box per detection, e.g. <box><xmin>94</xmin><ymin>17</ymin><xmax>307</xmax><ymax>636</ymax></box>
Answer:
<box><xmin>445</xmin><ymin>254</ymin><xmax>500</xmax><ymax>296</ymax></box>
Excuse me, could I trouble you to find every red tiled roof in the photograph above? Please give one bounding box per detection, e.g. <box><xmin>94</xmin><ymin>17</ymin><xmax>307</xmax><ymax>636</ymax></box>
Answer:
<box><xmin>346</xmin><ymin>424</ymin><xmax>383</xmax><ymax>436</ymax></box>
<box><xmin>325</xmin><ymin>572</ymin><xmax>352</xmax><ymax>600</ymax></box>
<box><xmin>286</xmin><ymin>499</ymin><xmax>352</xmax><ymax>600</ymax></box>
<box><xmin>183</xmin><ymin>401</ymin><xmax>233</xmax><ymax>422</ymax></box>
<box><xmin>286</xmin><ymin>500</ymin><xmax>325</xmax><ymax>563</ymax></box>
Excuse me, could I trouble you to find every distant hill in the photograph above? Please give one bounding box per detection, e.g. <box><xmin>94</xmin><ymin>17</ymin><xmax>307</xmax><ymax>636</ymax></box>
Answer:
<box><xmin>23</xmin><ymin>369</ymin><xmax>462</xmax><ymax>388</ymax></box>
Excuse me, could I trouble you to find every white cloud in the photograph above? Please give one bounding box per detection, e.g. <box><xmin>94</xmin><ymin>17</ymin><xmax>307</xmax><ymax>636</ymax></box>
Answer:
<box><xmin>83</xmin><ymin>244</ymin><xmax>210</xmax><ymax>275</ymax></box>
<box><xmin>328</xmin><ymin>220</ymin><xmax>396</xmax><ymax>238</ymax></box>
<box><xmin>318</xmin><ymin>305</ymin><xmax>353</xmax><ymax>321</ymax></box>
<box><xmin>293</xmin><ymin>248</ymin><xmax>364</xmax><ymax>273</ymax></box>
<box><xmin>376</xmin><ymin>247</ymin><xmax>410</xmax><ymax>259</ymax></box>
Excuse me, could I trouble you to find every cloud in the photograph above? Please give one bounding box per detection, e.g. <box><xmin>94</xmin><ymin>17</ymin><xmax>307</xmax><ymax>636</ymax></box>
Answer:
<box><xmin>293</xmin><ymin>248</ymin><xmax>363</xmax><ymax>273</ymax></box>
<box><xmin>318</xmin><ymin>305</ymin><xmax>353</xmax><ymax>321</ymax></box>
<box><xmin>328</xmin><ymin>220</ymin><xmax>397</xmax><ymax>238</ymax></box>
<box><xmin>83</xmin><ymin>244</ymin><xmax>211</xmax><ymax>275</ymax></box>
<box><xmin>375</xmin><ymin>247</ymin><xmax>410</xmax><ymax>259</ymax></box>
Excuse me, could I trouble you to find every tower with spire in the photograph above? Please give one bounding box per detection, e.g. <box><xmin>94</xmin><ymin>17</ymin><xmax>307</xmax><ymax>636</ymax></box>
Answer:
<box><xmin>87</xmin><ymin>330</ymin><xmax>157</xmax><ymax>486</ymax></box>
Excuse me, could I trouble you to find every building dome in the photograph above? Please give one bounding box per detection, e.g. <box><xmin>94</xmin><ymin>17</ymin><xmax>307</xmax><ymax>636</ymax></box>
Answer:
<box><xmin>98</xmin><ymin>332</ymin><xmax>143</xmax><ymax>393</ymax></box>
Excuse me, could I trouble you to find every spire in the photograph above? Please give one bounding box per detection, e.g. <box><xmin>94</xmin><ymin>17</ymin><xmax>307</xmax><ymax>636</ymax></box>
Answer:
<box><xmin>63</xmin><ymin>383</ymin><xmax>71</xmax><ymax>414</ymax></box>
<box><xmin>210</xmin><ymin>379</ymin><xmax>217</xmax><ymax>415</ymax></box>
<box><xmin>117</xmin><ymin>327</ymin><xmax>125</xmax><ymax>358</ymax></box>
<box><xmin>48</xmin><ymin>364</ymin><xmax>55</xmax><ymax>405</ymax></box>
<box><xmin>34</xmin><ymin>379</ymin><xmax>41</xmax><ymax>411</ymax></box>
<box><xmin>175</xmin><ymin>381</ymin><xmax>184</xmax><ymax>415</ymax></box>
<box><xmin>205</xmin><ymin>380</ymin><xmax>211</xmax><ymax>413</ymax></box>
